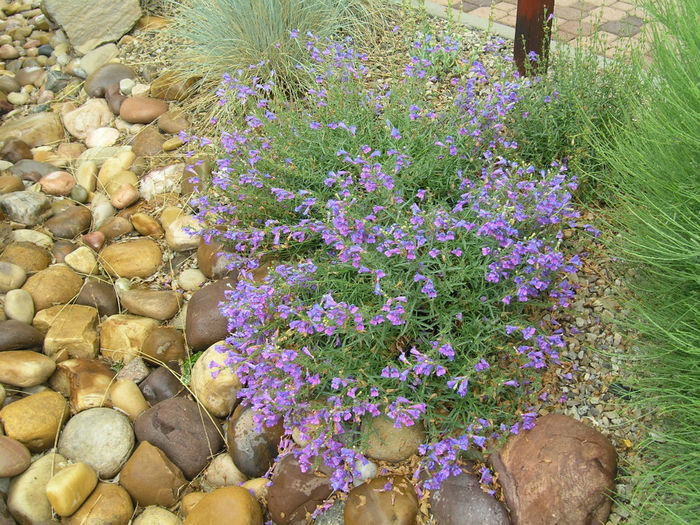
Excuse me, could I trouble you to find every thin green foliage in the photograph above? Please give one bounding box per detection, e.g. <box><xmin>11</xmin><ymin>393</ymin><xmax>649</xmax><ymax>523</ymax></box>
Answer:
<box><xmin>160</xmin><ymin>0</ymin><xmax>390</xmax><ymax>123</ymax></box>
<box><xmin>587</xmin><ymin>0</ymin><xmax>700</xmax><ymax>521</ymax></box>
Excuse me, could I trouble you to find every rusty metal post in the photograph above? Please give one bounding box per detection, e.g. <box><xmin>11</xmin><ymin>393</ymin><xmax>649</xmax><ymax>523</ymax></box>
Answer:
<box><xmin>514</xmin><ymin>0</ymin><xmax>555</xmax><ymax>76</ymax></box>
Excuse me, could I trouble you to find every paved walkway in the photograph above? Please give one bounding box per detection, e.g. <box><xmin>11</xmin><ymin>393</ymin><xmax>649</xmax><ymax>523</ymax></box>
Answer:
<box><xmin>429</xmin><ymin>0</ymin><xmax>646</xmax><ymax>57</ymax></box>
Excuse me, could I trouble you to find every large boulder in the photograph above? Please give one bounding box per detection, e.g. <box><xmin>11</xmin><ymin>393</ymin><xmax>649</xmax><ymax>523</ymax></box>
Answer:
<box><xmin>42</xmin><ymin>0</ymin><xmax>142</xmax><ymax>55</ymax></box>
<box><xmin>490</xmin><ymin>414</ymin><xmax>617</xmax><ymax>525</ymax></box>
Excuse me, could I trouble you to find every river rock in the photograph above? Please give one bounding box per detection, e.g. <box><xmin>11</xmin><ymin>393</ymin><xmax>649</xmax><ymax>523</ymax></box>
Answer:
<box><xmin>197</xmin><ymin>239</ymin><xmax>232</xmax><ymax>279</ymax></box>
<box><xmin>84</xmin><ymin>63</ymin><xmax>136</xmax><ymax>98</ymax></box>
<box><xmin>130</xmin><ymin>126</ymin><xmax>165</xmax><ymax>156</ymax></box>
<box><xmin>0</xmin><ymin>174</ymin><xmax>24</xmax><ymax>194</ymax></box>
<box><xmin>0</xmin><ymin>190</ymin><xmax>51</xmax><ymax>225</ymax></box>
<box><xmin>115</xmin><ymin>356</ymin><xmax>150</xmax><ymax>383</ymax></box>
<box><xmin>21</xmin><ymin>264</ymin><xmax>82</xmax><ymax>311</ymax></box>
<box><xmin>185</xmin><ymin>277</ymin><xmax>237</xmax><ymax>351</ymax></box>
<box><xmin>9</xmin><ymin>159</ymin><xmax>57</xmax><ymax>183</ymax></box>
<box><xmin>42</xmin><ymin>0</ymin><xmax>142</xmax><ymax>55</ymax></box>
<box><xmin>141</xmin><ymin>327</ymin><xmax>186</xmax><ymax>364</ymax></box>
<box><xmin>1</xmin><ymin>138</ymin><xmax>32</xmax><ymax>163</ymax></box>
<box><xmin>490</xmin><ymin>413</ymin><xmax>617</xmax><ymax>525</ymax></box>
<box><xmin>63</xmin><ymin>482</ymin><xmax>133</xmax><ymax>525</ymax></box>
<box><xmin>120</xmin><ymin>289</ymin><xmax>182</xmax><ymax>321</ymax></box>
<box><xmin>105</xmin><ymin>83</ymin><xmax>127</xmax><ymax>114</ymax></box>
<box><xmin>0</xmin><ymin>319</ymin><xmax>43</xmax><ymax>350</ymax></box>
<box><xmin>0</xmin><ymin>390</ymin><xmax>68</xmax><ymax>451</ymax></box>
<box><xmin>184</xmin><ymin>486</ymin><xmax>262</xmax><ymax>525</ymax></box>
<box><xmin>75</xmin><ymin>279</ymin><xmax>119</xmax><ymax>316</ymax></box>
<box><xmin>0</xmin><ymin>76</ymin><xmax>20</xmax><ymax>94</ymax></box>
<box><xmin>109</xmin><ymin>183</ymin><xmax>139</xmax><ymax>209</ymax></box>
<box><xmin>6</xmin><ymin>452</ymin><xmax>68</xmax><ymax>525</ymax></box>
<box><xmin>134</xmin><ymin>506</ymin><xmax>182</xmax><ymax>525</ymax></box>
<box><xmin>15</xmin><ymin>68</ymin><xmax>44</xmax><ymax>88</ymax></box>
<box><xmin>58</xmin><ymin>407</ymin><xmax>134</xmax><ymax>478</ymax></box>
<box><xmin>46</xmin><ymin>462</ymin><xmax>98</xmax><ymax>516</ymax></box>
<box><xmin>158</xmin><ymin>110</ymin><xmax>189</xmax><ymax>134</ymax></box>
<box><xmin>80</xmin><ymin>43</ymin><xmax>119</xmax><ymax>76</ymax></box>
<box><xmin>139</xmin><ymin>163</ymin><xmax>184</xmax><ymax>200</ymax></box>
<box><xmin>109</xmin><ymin>378</ymin><xmax>149</xmax><ymax>420</ymax></box>
<box><xmin>100</xmin><ymin>314</ymin><xmax>159</xmax><ymax>363</ymax></box>
<box><xmin>99</xmin><ymin>238</ymin><xmax>162</xmax><ymax>278</ymax></box>
<box><xmin>362</xmin><ymin>414</ymin><xmax>425</xmax><ymax>463</ymax></box>
<box><xmin>120</xmin><ymin>97</ymin><xmax>168</xmax><ymax>124</ymax></box>
<box><xmin>43</xmin><ymin>305</ymin><xmax>99</xmax><ymax>360</ymax></box>
<box><xmin>10</xmin><ymin>229</ymin><xmax>53</xmax><ymax>250</ymax></box>
<box><xmin>44</xmin><ymin>204</ymin><xmax>92</xmax><ymax>238</ymax></box>
<box><xmin>165</xmin><ymin>215</ymin><xmax>200</xmax><ymax>251</ymax></box>
<box><xmin>429</xmin><ymin>467</ymin><xmax>510</xmax><ymax>525</ymax></box>
<box><xmin>98</xmin><ymin>215</ymin><xmax>133</xmax><ymax>240</ymax></box>
<box><xmin>63</xmin><ymin>98</ymin><xmax>113</xmax><ymax>140</ymax></box>
<box><xmin>150</xmin><ymin>72</ymin><xmax>198</xmax><ymax>102</ymax></box>
<box><xmin>39</xmin><ymin>170</ymin><xmax>75</xmax><ymax>196</ymax></box>
<box><xmin>0</xmin><ymin>350</ymin><xmax>55</xmax><ymax>387</ymax></box>
<box><xmin>0</xmin><ymin>112</ymin><xmax>64</xmax><ymax>147</ymax></box>
<box><xmin>64</xmin><ymin>245</ymin><xmax>98</xmax><ymax>274</ymax></box>
<box><xmin>86</xmin><ymin>126</ymin><xmax>119</xmax><ymax>148</ymax></box>
<box><xmin>119</xmin><ymin>441</ymin><xmax>186</xmax><ymax>507</ymax></box>
<box><xmin>227</xmin><ymin>405</ymin><xmax>283</xmax><ymax>478</ymax></box>
<box><xmin>178</xmin><ymin>268</ymin><xmax>206</xmax><ymax>290</ymax></box>
<box><xmin>191</xmin><ymin>343</ymin><xmax>240</xmax><ymax>418</ymax></box>
<box><xmin>267</xmin><ymin>454</ymin><xmax>333</xmax><ymax>525</ymax></box>
<box><xmin>139</xmin><ymin>364</ymin><xmax>185</xmax><ymax>405</ymax></box>
<box><xmin>130</xmin><ymin>212</ymin><xmax>164</xmax><ymax>237</ymax></box>
<box><xmin>3</xmin><ymin>289</ymin><xmax>34</xmax><ymax>324</ymax></box>
<box><xmin>134</xmin><ymin>397</ymin><xmax>224</xmax><ymax>480</ymax></box>
<box><xmin>202</xmin><ymin>453</ymin><xmax>247</xmax><ymax>489</ymax></box>
<box><xmin>345</xmin><ymin>476</ymin><xmax>418</xmax><ymax>525</ymax></box>
<box><xmin>0</xmin><ymin>436</ymin><xmax>31</xmax><ymax>478</ymax></box>
<box><xmin>50</xmin><ymin>358</ymin><xmax>115</xmax><ymax>413</ymax></box>
<box><xmin>0</xmin><ymin>242</ymin><xmax>50</xmax><ymax>274</ymax></box>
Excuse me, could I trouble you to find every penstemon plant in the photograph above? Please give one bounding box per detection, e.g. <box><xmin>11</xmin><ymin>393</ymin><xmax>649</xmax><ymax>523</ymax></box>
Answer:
<box><xmin>185</xmin><ymin>30</ymin><xmax>593</xmax><ymax>492</ymax></box>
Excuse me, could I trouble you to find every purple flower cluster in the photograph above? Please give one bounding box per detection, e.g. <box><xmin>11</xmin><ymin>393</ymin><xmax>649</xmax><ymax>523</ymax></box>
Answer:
<box><xmin>185</xmin><ymin>32</ymin><xmax>591</xmax><ymax>490</ymax></box>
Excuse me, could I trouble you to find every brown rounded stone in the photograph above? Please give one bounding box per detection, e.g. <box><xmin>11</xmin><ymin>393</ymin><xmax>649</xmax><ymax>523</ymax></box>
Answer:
<box><xmin>82</xmin><ymin>231</ymin><xmax>105</xmax><ymax>252</ymax></box>
<box><xmin>0</xmin><ymin>241</ymin><xmax>50</xmax><ymax>274</ymax></box>
<box><xmin>119</xmin><ymin>97</ymin><xmax>169</xmax><ymax>124</ymax></box>
<box><xmin>1</xmin><ymin>137</ymin><xmax>32</xmax><ymax>163</ymax></box>
<box><xmin>0</xmin><ymin>350</ymin><xmax>56</xmax><ymax>387</ymax></box>
<box><xmin>0</xmin><ymin>174</ymin><xmax>25</xmax><ymax>194</ymax></box>
<box><xmin>21</xmin><ymin>264</ymin><xmax>83</xmax><ymax>311</ymax></box>
<box><xmin>84</xmin><ymin>63</ymin><xmax>136</xmax><ymax>98</ymax></box>
<box><xmin>100</xmin><ymin>238</ymin><xmax>162</xmax><ymax>278</ymax></box>
<box><xmin>49</xmin><ymin>358</ymin><xmax>115</xmax><ymax>413</ymax></box>
<box><xmin>157</xmin><ymin>110</ymin><xmax>189</xmax><ymax>134</ymax></box>
<box><xmin>184</xmin><ymin>486</ymin><xmax>262</xmax><ymax>525</ymax></box>
<box><xmin>63</xmin><ymin>482</ymin><xmax>134</xmax><ymax>525</ymax></box>
<box><xmin>139</xmin><ymin>364</ymin><xmax>186</xmax><ymax>405</ymax></box>
<box><xmin>0</xmin><ymin>435</ymin><xmax>31</xmax><ymax>477</ymax></box>
<box><xmin>131</xmin><ymin>126</ymin><xmax>165</xmax><ymax>157</ymax></box>
<box><xmin>0</xmin><ymin>319</ymin><xmax>43</xmax><ymax>351</ymax></box>
<box><xmin>150</xmin><ymin>72</ymin><xmax>198</xmax><ymax>102</ymax></box>
<box><xmin>44</xmin><ymin>205</ymin><xmax>92</xmax><ymax>239</ymax></box>
<box><xmin>75</xmin><ymin>279</ymin><xmax>119</xmax><ymax>317</ymax></box>
<box><xmin>0</xmin><ymin>390</ymin><xmax>69</xmax><ymax>452</ymax></box>
<box><xmin>197</xmin><ymin>238</ymin><xmax>231</xmax><ymax>279</ymax></box>
<box><xmin>97</xmin><ymin>215</ymin><xmax>134</xmax><ymax>241</ymax></box>
<box><xmin>141</xmin><ymin>326</ymin><xmax>186</xmax><ymax>364</ymax></box>
<box><xmin>131</xmin><ymin>212</ymin><xmax>164</xmax><ymax>238</ymax></box>
<box><xmin>345</xmin><ymin>476</ymin><xmax>418</xmax><ymax>525</ymax></box>
<box><xmin>52</xmin><ymin>239</ymin><xmax>78</xmax><ymax>263</ymax></box>
<box><xmin>105</xmin><ymin>83</ymin><xmax>126</xmax><ymax>115</ymax></box>
<box><xmin>119</xmin><ymin>441</ymin><xmax>187</xmax><ymax>508</ymax></box>
<box><xmin>39</xmin><ymin>170</ymin><xmax>75</xmax><ymax>196</ymax></box>
<box><xmin>227</xmin><ymin>405</ymin><xmax>283</xmax><ymax>478</ymax></box>
<box><xmin>120</xmin><ymin>289</ymin><xmax>182</xmax><ymax>321</ymax></box>
<box><xmin>490</xmin><ymin>413</ymin><xmax>617</xmax><ymax>525</ymax></box>
<box><xmin>267</xmin><ymin>454</ymin><xmax>333</xmax><ymax>525</ymax></box>
<box><xmin>185</xmin><ymin>277</ymin><xmax>237</xmax><ymax>351</ymax></box>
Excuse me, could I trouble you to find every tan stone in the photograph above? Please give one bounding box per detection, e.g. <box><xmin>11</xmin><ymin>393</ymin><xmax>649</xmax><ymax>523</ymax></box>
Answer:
<box><xmin>75</xmin><ymin>160</ymin><xmax>97</xmax><ymax>192</ymax></box>
<box><xmin>46</xmin><ymin>462</ymin><xmax>98</xmax><ymax>516</ymax></box>
<box><xmin>133</xmin><ymin>506</ymin><xmax>182</xmax><ymax>525</ymax></box>
<box><xmin>119</xmin><ymin>441</ymin><xmax>186</xmax><ymax>507</ymax></box>
<box><xmin>120</xmin><ymin>289</ymin><xmax>182</xmax><ymax>321</ymax></box>
<box><xmin>21</xmin><ymin>264</ymin><xmax>83</xmax><ymax>311</ymax></box>
<box><xmin>64</xmin><ymin>245</ymin><xmax>99</xmax><ymax>274</ymax></box>
<box><xmin>0</xmin><ymin>390</ymin><xmax>69</xmax><ymax>452</ymax></box>
<box><xmin>7</xmin><ymin>452</ymin><xmax>68</xmax><ymax>525</ymax></box>
<box><xmin>159</xmin><ymin>205</ymin><xmax>183</xmax><ymax>229</ymax></box>
<box><xmin>109</xmin><ymin>378</ymin><xmax>149</xmax><ymax>420</ymax></box>
<box><xmin>183</xmin><ymin>486</ymin><xmax>262</xmax><ymax>525</ymax></box>
<box><xmin>43</xmin><ymin>304</ymin><xmax>99</xmax><ymax>360</ymax></box>
<box><xmin>49</xmin><ymin>358</ymin><xmax>115</xmax><ymax>413</ymax></box>
<box><xmin>32</xmin><ymin>304</ymin><xmax>66</xmax><ymax>335</ymax></box>
<box><xmin>241</xmin><ymin>478</ymin><xmax>269</xmax><ymax>501</ymax></box>
<box><xmin>99</xmin><ymin>238</ymin><xmax>162</xmax><ymax>278</ymax></box>
<box><xmin>0</xmin><ymin>350</ymin><xmax>56</xmax><ymax>387</ymax></box>
<box><xmin>131</xmin><ymin>212</ymin><xmax>164</xmax><ymax>237</ymax></box>
<box><xmin>165</xmin><ymin>215</ymin><xmax>201</xmax><ymax>251</ymax></box>
<box><xmin>100</xmin><ymin>314</ymin><xmax>158</xmax><ymax>363</ymax></box>
<box><xmin>63</xmin><ymin>482</ymin><xmax>134</xmax><ymax>525</ymax></box>
<box><xmin>0</xmin><ymin>112</ymin><xmax>65</xmax><ymax>147</ymax></box>
<box><xmin>191</xmin><ymin>342</ymin><xmax>241</xmax><ymax>418</ymax></box>
<box><xmin>103</xmin><ymin>170</ymin><xmax>138</xmax><ymax>197</ymax></box>
<box><xmin>181</xmin><ymin>492</ymin><xmax>206</xmax><ymax>518</ymax></box>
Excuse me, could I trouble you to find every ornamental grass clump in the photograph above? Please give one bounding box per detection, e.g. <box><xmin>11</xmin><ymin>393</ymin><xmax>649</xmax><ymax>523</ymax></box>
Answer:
<box><xmin>187</xmin><ymin>33</ymin><xmax>593</xmax><ymax>490</ymax></box>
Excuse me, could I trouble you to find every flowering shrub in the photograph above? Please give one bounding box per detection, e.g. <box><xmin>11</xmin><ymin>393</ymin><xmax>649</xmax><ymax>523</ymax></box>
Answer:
<box><xmin>187</xmin><ymin>31</ymin><xmax>591</xmax><ymax>491</ymax></box>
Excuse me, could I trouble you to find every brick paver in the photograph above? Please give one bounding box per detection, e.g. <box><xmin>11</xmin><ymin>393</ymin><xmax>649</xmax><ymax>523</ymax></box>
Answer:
<box><xmin>430</xmin><ymin>0</ymin><xmax>645</xmax><ymax>58</ymax></box>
